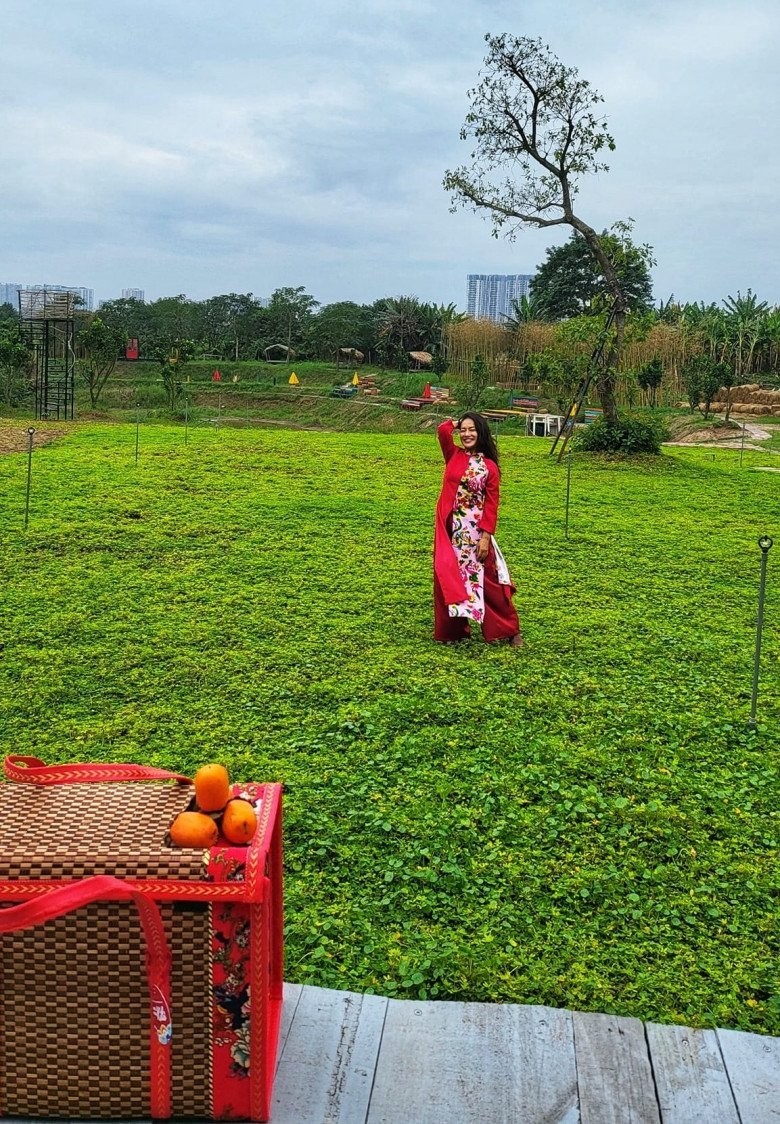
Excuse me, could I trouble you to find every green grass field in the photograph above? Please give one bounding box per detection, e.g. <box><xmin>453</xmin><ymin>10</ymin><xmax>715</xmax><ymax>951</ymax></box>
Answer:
<box><xmin>0</xmin><ymin>421</ymin><xmax>778</xmax><ymax>1034</ymax></box>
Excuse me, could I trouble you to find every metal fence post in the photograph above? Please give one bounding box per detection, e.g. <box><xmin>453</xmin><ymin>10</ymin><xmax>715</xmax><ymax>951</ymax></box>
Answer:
<box><xmin>24</xmin><ymin>427</ymin><xmax>35</xmax><ymax>530</ymax></box>
<box><xmin>564</xmin><ymin>449</ymin><xmax>573</xmax><ymax>539</ymax></box>
<box><xmin>135</xmin><ymin>403</ymin><xmax>140</xmax><ymax>466</ymax></box>
<box><xmin>749</xmin><ymin>535</ymin><xmax>773</xmax><ymax>728</ymax></box>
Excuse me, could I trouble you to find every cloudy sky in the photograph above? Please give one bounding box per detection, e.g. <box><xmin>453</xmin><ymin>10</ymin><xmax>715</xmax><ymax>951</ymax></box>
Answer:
<box><xmin>1</xmin><ymin>0</ymin><xmax>777</xmax><ymax>309</ymax></box>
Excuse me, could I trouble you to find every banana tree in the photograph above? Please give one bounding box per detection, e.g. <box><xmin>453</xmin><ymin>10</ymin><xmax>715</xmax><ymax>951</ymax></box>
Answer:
<box><xmin>722</xmin><ymin>290</ymin><xmax>769</xmax><ymax>380</ymax></box>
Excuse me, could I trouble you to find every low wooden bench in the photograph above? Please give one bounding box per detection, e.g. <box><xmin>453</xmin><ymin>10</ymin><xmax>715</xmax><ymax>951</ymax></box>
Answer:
<box><xmin>400</xmin><ymin>399</ymin><xmax>424</xmax><ymax>410</ymax></box>
<box><xmin>330</xmin><ymin>385</ymin><xmax>358</xmax><ymax>399</ymax></box>
<box><xmin>510</xmin><ymin>392</ymin><xmax>540</xmax><ymax>412</ymax></box>
<box><xmin>482</xmin><ymin>409</ymin><xmax>526</xmax><ymax>422</ymax></box>
<box><xmin>429</xmin><ymin>386</ymin><xmax>452</xmax><ymax>403</ymax></box>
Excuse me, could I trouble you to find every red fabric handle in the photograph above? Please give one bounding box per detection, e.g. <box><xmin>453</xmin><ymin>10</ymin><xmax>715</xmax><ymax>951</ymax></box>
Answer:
<box><xmin>4</xmin><ymin>754</ymin><xmax>190</xmax><ymax>786</ymax></box>
<box><xmin>0</xmin><ymin>874</ymin><xmax>173</xmax><ymax>1120</ymax></box>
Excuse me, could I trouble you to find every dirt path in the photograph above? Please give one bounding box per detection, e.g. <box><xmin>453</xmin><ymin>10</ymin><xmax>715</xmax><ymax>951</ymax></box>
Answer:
<box><xmin>665</xmin><ymin>419</ymin><xmax>775</xmax><ymax>449</ymax></box>
<box><xmin>0</xmin><ymin>423</ymin><xmax>68</xmax><ymax>455</ymax></box>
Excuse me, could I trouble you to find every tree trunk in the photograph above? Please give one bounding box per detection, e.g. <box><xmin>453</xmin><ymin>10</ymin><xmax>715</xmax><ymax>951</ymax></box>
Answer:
<box><xmin>569</xmin><ymin>218</ymin><xmax>626</xmax><ymax>425</ymax></box>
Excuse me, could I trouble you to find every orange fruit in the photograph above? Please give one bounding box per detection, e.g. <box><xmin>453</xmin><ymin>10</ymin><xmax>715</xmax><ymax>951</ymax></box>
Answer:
<box><xmin>170</xmin><ymin>811</ymin><xmax>218</xmax><ymax>849</ymax></box>
<box><xmin>221</xmin><ymin>798</ymin><xmax>257</xmax><ymax>845</ymax></box>
<box><xmin>194</xmin><ymin>763</ymin><xmax>231</xmax><ymax>812</ymax></box>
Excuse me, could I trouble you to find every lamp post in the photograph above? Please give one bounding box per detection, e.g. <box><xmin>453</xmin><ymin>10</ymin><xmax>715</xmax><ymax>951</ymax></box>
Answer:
<box><xmin>749</xmin><ymin>535</ymin><xmax>773</xmax><ymax>728</ymax></box>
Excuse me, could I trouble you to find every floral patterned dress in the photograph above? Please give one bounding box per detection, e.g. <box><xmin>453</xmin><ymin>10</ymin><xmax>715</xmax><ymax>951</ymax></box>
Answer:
<box><xmin>448</xmin><ymin>454</ymin><xmax>490</xmax><ymax>621</ymax></box>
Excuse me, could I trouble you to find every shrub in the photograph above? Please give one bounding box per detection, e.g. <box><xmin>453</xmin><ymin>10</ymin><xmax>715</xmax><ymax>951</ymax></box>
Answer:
<box><xmin>462</xmin><ymin>353</ymin><xmax>491</xmax><ymax>411</ymax></box>
<box><xmin>637</xmin><ymin>358</ymin><xmax>663</xmax><ymax>407</ymax></box>
<box><xmin>575</xmin><ymin>412</ymin><xmax>669</xmax><ymax>455</ymax></box>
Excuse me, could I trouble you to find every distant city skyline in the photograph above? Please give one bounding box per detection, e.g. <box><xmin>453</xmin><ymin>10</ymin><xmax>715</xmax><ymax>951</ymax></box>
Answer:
<box><xmin>466</xmin><ymin>274</ymin><xmax>533</xmax><ymax>322</ymax></box>
<box><xmin>1</xmin><ymin>282</ymin><xmax>94</xmax><ymax>310</ymax></box>
<box><xmin>121</xmin><ymin>287</ymin><xmax>145</xmax><ymax>302</ymax></box>
<box><xmin>0</xmin><ymin>283</ymin><xmax>23</xmax><ymax>307</ymax></box>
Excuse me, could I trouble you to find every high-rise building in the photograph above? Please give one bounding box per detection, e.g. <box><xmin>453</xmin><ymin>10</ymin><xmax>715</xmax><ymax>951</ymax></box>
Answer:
<box><xmin>466</xmin><ymin>274</ymin><xmax>533</xmax><ymax>322</ymax></box>
<box><xmin>0</xmin><ymin>283</ymin><xmax>23</xmax><ymax>307</ymax></box>
<box><xmin>121</xmin><ymin>288</ymin><xmax>145</xmax><ymax>301</ymax></box>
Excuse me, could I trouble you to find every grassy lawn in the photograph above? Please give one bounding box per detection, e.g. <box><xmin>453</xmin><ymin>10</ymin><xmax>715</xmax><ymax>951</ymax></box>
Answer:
<box><xmin>0</xmin><ymin>421</ymin><xmax>778</xmax><ymax>1034</ymax></box>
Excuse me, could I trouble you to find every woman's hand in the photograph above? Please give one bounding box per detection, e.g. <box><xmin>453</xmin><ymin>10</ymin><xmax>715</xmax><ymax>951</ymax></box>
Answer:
<box><xmin>476</xmin><ymin>532</ymin><xmax>490</xmax><ymax>562</ymax></box>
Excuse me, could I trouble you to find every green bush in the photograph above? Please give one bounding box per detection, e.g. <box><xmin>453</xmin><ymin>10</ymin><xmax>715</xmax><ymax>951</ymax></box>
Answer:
<box><xmin>575</xmin><ymin>412</ymin><xmax>669</xmax><ymax>455</ymax></box>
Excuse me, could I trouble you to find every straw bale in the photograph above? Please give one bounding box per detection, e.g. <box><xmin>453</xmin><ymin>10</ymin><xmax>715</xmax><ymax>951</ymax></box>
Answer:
<box><xmin>772</xmin><ymin>406</ymin><xmax>780</xmax><ymax>416</ymax></box>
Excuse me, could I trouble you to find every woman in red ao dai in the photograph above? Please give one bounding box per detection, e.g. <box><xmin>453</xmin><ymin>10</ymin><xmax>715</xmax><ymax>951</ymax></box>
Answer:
<box><xmin>433</xmin><ymin>413</ymin><xmax>522</xmax><ymax>645</ymax></box>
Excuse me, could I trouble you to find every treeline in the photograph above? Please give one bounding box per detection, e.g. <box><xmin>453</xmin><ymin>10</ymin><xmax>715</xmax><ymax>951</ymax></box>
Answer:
<box><xmin>446</xmin><ymin>291</ymin><xmax>780</xmax><ymax>408</ymax></box>
<box><xmin>0</xmin><ymin>289</ymin><xmax>464</xmax><ymax>409</ymax></box>
<box><xmin>84</xmin><ymin>289</ymin><xmax>464</xmax><ymax>368</ymax></box>
<box><xmin>3</xmin><ymin>278</ymin><xmax>780</xmax><ymax>414</ymax></box>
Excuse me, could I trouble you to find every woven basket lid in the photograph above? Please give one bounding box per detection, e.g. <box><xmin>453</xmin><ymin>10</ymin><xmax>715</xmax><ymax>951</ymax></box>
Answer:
<box><xmin>0</xmin><ymin>781</ymin><xmax>208</xmax><ymax>881</ymax></box>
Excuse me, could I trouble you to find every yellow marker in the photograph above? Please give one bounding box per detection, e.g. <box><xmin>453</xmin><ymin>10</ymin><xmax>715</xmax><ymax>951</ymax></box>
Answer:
<box><xmin>288</xmin><ymin>372</ymin><xmax>299</xmax><ymax>385</ymax></box>
<box><xmin>352</xmin><ymin>372</ymin><xmax>359</xmax><ymax>386</ymax></box>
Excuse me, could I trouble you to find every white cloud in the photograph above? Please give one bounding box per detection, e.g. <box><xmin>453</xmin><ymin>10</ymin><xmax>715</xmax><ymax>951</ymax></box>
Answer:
<box><xmin>0</xmin><ymin>0</ymin><xmax>778</xmax><ymax>305</ymax></box>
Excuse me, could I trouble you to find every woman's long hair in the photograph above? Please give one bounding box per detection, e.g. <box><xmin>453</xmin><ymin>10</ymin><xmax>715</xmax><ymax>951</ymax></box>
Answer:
<box><xmin>459</xmin><ymin>411</ymin><xmax>499</xmax><ymax>467</ymax></box>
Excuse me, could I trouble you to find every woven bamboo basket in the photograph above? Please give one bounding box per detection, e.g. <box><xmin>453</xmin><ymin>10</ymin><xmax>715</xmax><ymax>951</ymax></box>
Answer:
<box><xmin>0</xmin><ymin>756</ymin><xmax>283</xmax><ymax>1121</ymax></box>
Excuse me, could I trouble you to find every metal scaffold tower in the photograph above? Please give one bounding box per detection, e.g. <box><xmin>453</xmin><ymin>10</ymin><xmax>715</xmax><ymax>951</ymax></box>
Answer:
<box><xmin>18</xmin><ymin>288</ymin><xmax>76</xmax><ymax>420</ymax></box>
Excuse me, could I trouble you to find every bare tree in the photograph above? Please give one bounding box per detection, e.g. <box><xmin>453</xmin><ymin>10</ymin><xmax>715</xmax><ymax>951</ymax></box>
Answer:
<box><xmin>444</xmin><ymin>34</ymin><xmax>634</xmax><ymax>423</ymax></box>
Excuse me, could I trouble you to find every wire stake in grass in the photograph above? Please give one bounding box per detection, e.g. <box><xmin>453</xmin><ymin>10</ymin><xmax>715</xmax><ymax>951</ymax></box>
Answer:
<box><xmin>564</xmin><ymin>449</ymin><xmax>573</xmax><ymax>539</ymax></box>
<box><xmin>184</xmin><ymin>395</ymin><xmax>189</xmax><ymax>446</ymax></box>
<box><xmin>749</xmin><ymin>535</ymin><xmax>773</xmax><ymax>728</ymax></box>
<box><xmin>135</xmin><ymin>402</ymin><xmax>140</xmax><ymax>466</ymax></box>
<box><xmin>23</xmin><ymin>427</ymin><xmax>35</xmax><ymax>531</ymax></box>
<box><xmin>740</xmin><ymin>423</ymin><xmax>747</xmax><ymax>467</ymax></box>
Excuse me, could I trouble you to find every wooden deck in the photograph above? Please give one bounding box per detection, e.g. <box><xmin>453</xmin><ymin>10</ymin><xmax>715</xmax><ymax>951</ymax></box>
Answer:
<box><xmin>5</xmin><ymin>983</ymin><xmax>778</xmax><ymax>1122</ymax></box>
<box><xmin>272</xmin><ymin>983</ymin><xmax>780</xmax><ymax>1123</ymax></box>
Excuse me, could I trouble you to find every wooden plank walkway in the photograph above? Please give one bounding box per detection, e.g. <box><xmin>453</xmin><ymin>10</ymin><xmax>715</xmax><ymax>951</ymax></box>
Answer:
<box><xmin>272</xmin><ymin>984</ymin><xmax>780</xmax><ymax>1124</ymax></box>
<box><xmin>5</xmin><ymin>983</ymin><xmax>779</xmax><ymax>1121</ymax></box>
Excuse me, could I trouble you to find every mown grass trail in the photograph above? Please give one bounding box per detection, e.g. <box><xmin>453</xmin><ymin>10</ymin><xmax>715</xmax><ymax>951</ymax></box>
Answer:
<box><xmin>0</xmin><ymin>423</ymin><xmax>777</xmax><ymax>1034</ymax></box>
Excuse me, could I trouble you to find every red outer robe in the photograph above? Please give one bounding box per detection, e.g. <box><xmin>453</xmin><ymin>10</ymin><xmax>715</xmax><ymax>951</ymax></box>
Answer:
<box><xmin>433</xmin><ymin>419</ymin><xmax>500</xmax><ymax>606</ymax></box>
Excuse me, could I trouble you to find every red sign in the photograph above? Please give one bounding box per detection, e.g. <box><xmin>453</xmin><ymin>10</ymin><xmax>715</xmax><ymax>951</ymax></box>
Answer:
<box><xmin>126</xmin><ymin>338</ymin><xmax>139</xmax><ymax>360</ymax></box>
<box><xmin>213</xmin><ymin>370</ymin><xmax>222</xmax><ymax>381</ymax></box>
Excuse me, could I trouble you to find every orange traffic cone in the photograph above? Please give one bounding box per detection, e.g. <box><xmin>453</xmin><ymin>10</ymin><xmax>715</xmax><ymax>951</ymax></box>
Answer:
<box><xmin>422</xmin><ymin>382</ymin><xmax>432</xmax><ymax>399</ymax></box>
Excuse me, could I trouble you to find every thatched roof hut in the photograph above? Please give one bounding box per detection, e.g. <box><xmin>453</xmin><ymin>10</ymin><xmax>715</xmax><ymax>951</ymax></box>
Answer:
<box><xmin>337</xmin><ymin>347</ymin><xmax>364</xmax><ymax>362</ymax></box>
<box><xmin>409</xmin><ymin>351</ymin><xmax>433</xmax><ymax>369</ymax></box>
<box><xmin>264</xmin><ymin>343</ymin><xmax>296</xmax><ymax>362</ymax></box>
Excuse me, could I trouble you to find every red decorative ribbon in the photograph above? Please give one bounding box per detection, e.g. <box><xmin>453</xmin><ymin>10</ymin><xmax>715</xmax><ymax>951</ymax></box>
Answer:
<box><xmin>0</xmin><ymin>874</ymin><xmax>173</xmax><ymax>1120</ymax></box>
<box><xmin>4</xmin><ymin>754</ymin><xmax>191</xmax><ymax>785</ymax></box>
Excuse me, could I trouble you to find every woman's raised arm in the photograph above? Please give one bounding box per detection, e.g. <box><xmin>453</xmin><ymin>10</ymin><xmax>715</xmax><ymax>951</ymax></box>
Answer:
<box><xmin>437</xmin><ymin>418</ymin><xmax>458</xmax><ymax>462</ymax></box>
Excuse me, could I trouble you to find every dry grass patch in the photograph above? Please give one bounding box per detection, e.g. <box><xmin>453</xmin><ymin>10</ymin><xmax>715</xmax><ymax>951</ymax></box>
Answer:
<box><xmin>0</xmin><ymin>422</ymin><xmax>68</xmax><ymax>455</ymax></box>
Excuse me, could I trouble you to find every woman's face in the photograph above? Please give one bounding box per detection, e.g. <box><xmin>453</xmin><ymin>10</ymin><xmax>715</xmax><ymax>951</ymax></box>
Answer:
<box><xmin>459</xmin><ymin>418</ymin><xmax>478</xmax><ymax>451</ymax></box>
